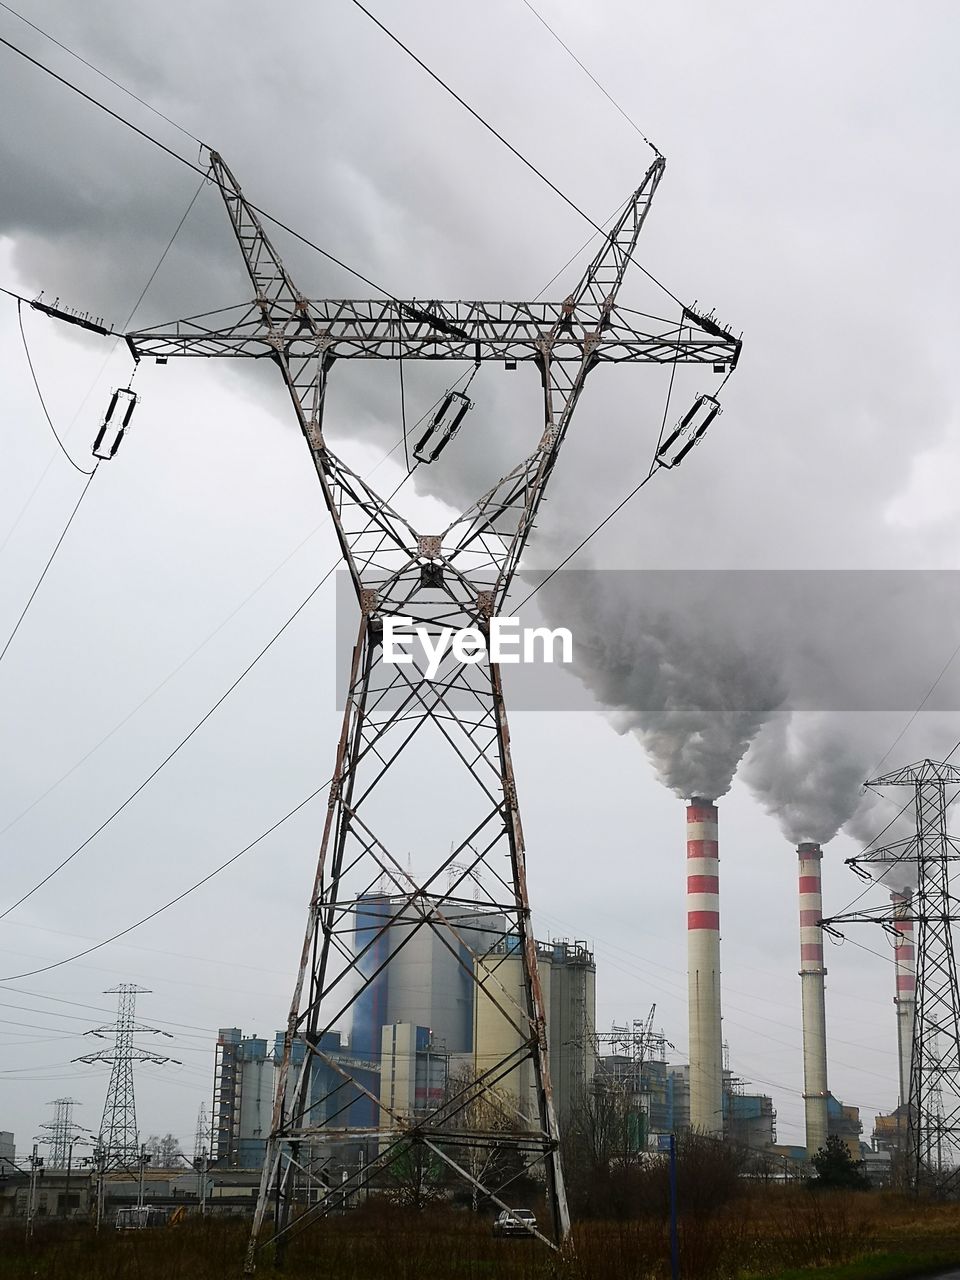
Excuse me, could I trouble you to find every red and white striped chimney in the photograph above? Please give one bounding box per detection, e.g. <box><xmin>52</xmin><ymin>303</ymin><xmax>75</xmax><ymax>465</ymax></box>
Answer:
<box><xmin>798</xmin><ymin>841</ymin><xmax>829</xmax><ymax>1156</ymax></box>
<box><xmin>687</xmin><ymin>798</ymin><xmax>723</xmax><ymax>1135</ymax></box>
<box><xmin>891</xmin><ymin>889</ymin><xmax>916</xmax><ymax>1110</ymax></box>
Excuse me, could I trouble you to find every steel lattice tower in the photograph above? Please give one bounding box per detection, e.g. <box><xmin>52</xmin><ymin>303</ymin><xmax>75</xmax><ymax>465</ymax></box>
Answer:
<box><xmin>194</xmin><ymin>1101</ymin><xmax>210</xmax><ymax>1162</ymax></box>
<box><xmin>74</xmin><ymin>984</ymin><xmax>177</xmax><ymax>1170</ymax></box>
<box><xmin>825</xmin><ymin>759</ymin><xmax>960</xmax><ymax>1191</ymax></box>
<box><xmin>59</xmin><ymin>150</ymin><xmax>743</xmax><ymax>1265</ymax></box>
<box><xmin>36</xmin><ymin>1097</ymin><xmax>85</xmax><ymax>1168</ymax></box>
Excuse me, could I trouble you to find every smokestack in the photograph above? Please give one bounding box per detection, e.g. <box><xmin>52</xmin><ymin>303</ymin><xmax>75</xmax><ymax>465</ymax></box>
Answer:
<box><xmin>687</xmin><ymin>798</ymin><xmax>723</xmax><ymax>1135</ymax></box>
<box><xmin>798</xmin><ymin>841</ymin><xmax>829</xmax><ymax>1156</ymax></box>
<box><xmin>891</xmin><ymin>889</ymin><xmax>916</xmax><ymax>1110</ymax></box>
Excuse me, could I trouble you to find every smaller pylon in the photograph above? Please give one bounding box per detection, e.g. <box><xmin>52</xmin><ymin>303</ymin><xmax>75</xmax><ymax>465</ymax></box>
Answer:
<box><xmin>36</xmin><ymin>1098</ymin><xmax>88</xmax><ymax>1168</ymax></box>
<box><xmin>194</xmin><ymin>1101</ymin><xmax>210</xmax><ymax>1162</ymax></box>
<box><xmin>74</xmin><ymin>984</ymin><xmax>179</xmax><ymax>1170</ymax></box>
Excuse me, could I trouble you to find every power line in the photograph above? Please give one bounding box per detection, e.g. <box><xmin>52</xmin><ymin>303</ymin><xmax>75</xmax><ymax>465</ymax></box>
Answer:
<box><xmin>868</xmin><ymin>641</ymin><xmax>960</xmax><ymax>778</ymax></box>
<box><xmin>517</xmin><ymin>0</ymin><xmax>662</xmax><ymax>157</ymax></box>
<box><xmin>0</xmin><ymin>450</ymin><xmax>415</xmax><ymax>919</ymax></box>
<box><xmin>0</xmin><ymin>465</ymin><xmax>99</xmax><ymax>667</ymax></box>
<box><xmin>9</xmin><ymin>172</ymin><xmax>206</xmax><ymax>478</ymax></box>
<box><xmin>16</xmin><ymin>299</ymin><xmax>94</xmax><ymax>475</ymax></box>
<box><xmin>1</xmin><ymin>169</ymin><xmax>207</xmax><ymax>594</ymax></box>
<box><xmin>0</xmin><ymin>781</ymin><xmax>330</xmax><ymax>982</ymax></box>
<box><xmin>0</xmin><ymin>567</ymin><xmax>327</xmax><ymax>922</ymax></box>
<box><xmin>347</xmin><ymin>0</ymin><xmax>682</xmax><ymax>306</ymax></box>
<box><xmin>0</xmin><ymin>0</ymin><xmax>203</xmax><ymax>145</ymax></box>
<box><xmin>0</xmin><ymin>33</ymin><xmax>205</xmax><ymax>177</ymax></box>
<box><xmin>514</xmin><ymin>470</ymin><xmax>657</xmax><ymax>610</ymax></box>
<box><xmin>0</xmin><ymin>519</ymin><xmax>322</xmax><ymax>839</ymax></box>
<box><xmin>0</xmin><ymin>32</ymin><xmax>392</xmax><ymax>297</ymax></box>
<box><xmin>122</xmin><ymin>171</ymin><xmax>209</xmax><ymax>329</ymax></box>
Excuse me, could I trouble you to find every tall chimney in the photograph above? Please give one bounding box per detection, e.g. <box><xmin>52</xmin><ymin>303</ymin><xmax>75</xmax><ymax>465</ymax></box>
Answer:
<box><xmin>687</xmin><ymin>798</ymin><xmax>723</xmax><ymax>1135</ymax></box>
<box><xmin>798</xmin><ymin>841</ymin><xmax>829</xmax><ymax>1156</ymax></box>
<box><xmin>891</xmin><ymin>889</ymin><xmax>916</xmax><ymax>1110</ymax></box>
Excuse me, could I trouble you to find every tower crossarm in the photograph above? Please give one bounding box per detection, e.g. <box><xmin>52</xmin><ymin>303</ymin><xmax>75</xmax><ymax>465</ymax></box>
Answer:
<box><xmin>125</xmin><ymin>297</ymin><xmax>739</xmax><ymax>367</ymax></box>
<box><xmin>75</xmin><ymin>151</ymin><xmax>738</xmax><ymax>610</ymax></box>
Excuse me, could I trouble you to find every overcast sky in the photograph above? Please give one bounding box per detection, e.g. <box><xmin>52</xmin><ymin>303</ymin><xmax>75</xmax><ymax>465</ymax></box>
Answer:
<box><xmin>2</xmin><ymin>0</ymin><xmax>959</xmax><ymax>1156</ymax></box>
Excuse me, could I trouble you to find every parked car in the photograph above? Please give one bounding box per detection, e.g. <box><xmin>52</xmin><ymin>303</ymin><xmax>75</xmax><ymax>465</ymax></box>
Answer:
<box><xmin>493</xmin><ymin>1208</ymin><xmax>537</xmax><ymax>1237</ymax></box>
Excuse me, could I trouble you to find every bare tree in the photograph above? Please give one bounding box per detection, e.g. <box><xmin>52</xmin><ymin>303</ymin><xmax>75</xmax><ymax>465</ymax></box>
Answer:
<box><xmin>442</xmin><ymin>1065</ymin><xmax>530</xmax><ymax>1211</ymax></box>
<box><xmin>144</xmin><ymin>1133</ymin><xmax>183</xmax><ymax>1167</ymax></box>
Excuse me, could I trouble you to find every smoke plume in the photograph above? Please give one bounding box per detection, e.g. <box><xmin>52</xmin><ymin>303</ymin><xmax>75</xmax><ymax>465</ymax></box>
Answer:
<box><xmin>740</xmin><ymin>713</ymin><xmax>877</xmax><ymax>844</ymax></box>
<box><xmin>539</xmin><ymin>568</ymin><xmax>785</xmax><ymax>799</ymax></box>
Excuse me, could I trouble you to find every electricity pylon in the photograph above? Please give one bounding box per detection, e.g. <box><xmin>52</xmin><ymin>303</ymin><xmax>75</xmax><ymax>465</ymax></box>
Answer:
<box><xmin>36</xmin><ymin>1097</ymin><xmax>87</xmax><ymax>1168</ymax></box>
<box><xmin>74</xmin><ymin>984</ymin><xmax>177</xmax><ymax>1170</ymax></box>
<box><xmin>194</xmin><ymin>1101</ymin><xmax>210</xmax><ymax>1162</ymax></box>
<box><xmin>824</xmin><ymin>759</ymin><xmax>960</xmax><ymax>1191</ymax></box>
<box><xmin>57</xmin><ymin>150</ymin><xmax>737</xmax><ymax>1264</ymax></box>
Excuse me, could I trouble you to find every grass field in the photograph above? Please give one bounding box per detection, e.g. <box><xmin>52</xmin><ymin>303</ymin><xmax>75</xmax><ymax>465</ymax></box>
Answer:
<box><xmin>2</xmin><ymin>1191</ymin><xmax>959</xmax><ymax>1279</ymax></box>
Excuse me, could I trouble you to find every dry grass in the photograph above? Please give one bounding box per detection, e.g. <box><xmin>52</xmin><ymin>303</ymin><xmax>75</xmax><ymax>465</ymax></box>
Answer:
<box><xmin>1</xmin><ymin>1190</ymin><xmax>958</xmax><ymax>1280</ymax></box>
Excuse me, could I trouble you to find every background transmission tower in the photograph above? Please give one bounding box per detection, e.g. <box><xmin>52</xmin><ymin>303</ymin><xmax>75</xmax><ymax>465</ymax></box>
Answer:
<box><xmin>824</xmin><ymin>759</ymin><xmax>960</xmax><ymax>1191</ymax></box>
<box><xmin>74</xmin><ymin>984</ymin><xmax>178</xmax><ymax>1170</ymax></box>
<box><xmin>36</xmin><ymin>1097</ymin><xmax>88</xmax><ymax>1168</ymax></box>
<box><xmin>194</xmin><ymin>1101</ymin><xmax>210</xmax><ymax>1162</ymax></box>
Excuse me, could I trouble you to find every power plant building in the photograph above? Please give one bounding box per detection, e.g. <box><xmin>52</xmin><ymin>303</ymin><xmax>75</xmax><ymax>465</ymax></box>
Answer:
<box><xmin>472</xmin><ymin>938</ymin><xmax>597</xmax><ymax>1131</ymax></box>
<box><xmin>211</xmin><ymin>1028</ymin><xmax>377</xmax><ymax>1169</ymax></box>
<box><xmin>378</xmin><ymin>1023</ymin><xmax>448</xmax><ymax>1128</ymax></box>
<box><xmin>214</xmin><ymin>898</ymin><xmax>598</xmax><ymax>1170</ymax></box>
<box><xmin>549</xmin><ymin>941</ymin><xmax>598</xmax><ymax>1128</ymax></box>
<box><xmin>351</xmin><ymin>893</ymin><xmax>506</xmax><ymax>1058</ymax></box>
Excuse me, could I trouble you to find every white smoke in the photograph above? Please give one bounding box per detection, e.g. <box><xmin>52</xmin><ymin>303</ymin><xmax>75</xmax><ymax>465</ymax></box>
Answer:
<box><xmin>740</xmin><ymin>713</ymin><xmax>879</xmax><ymax>844</ymax></box>
<box><xmin>539</xmin><ymin>560</ymin><xmax>960</xmax><ymax>848</ymax></box>
<box><xmin>539</xmin><ymin>568</ymin><xmax>785</xmax><ymax>799</ymax></box>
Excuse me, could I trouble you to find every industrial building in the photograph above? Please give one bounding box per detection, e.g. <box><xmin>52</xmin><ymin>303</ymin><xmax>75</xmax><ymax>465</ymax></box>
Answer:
<box><xmin>352</xmin><ymin>892</ymin><xmax>596</xmax><ymax>1132</ymax></box>
<box><xmin>351</xmin><ymin>892</ymin><xmax>506</xmax><ymax>1058</ymax></box>
<box><xmin>666</xmin><ymin>1064</ymin><xmax>777</xmax><ymax>1151</ymax></box>
<box><xmin>549</xmin><ymin>941</ymin><xmax>598</xmax><ymax>1128</ymax></box>
<box><xmin>379</xmin><ymin>1024</ymin><xmax>448</xmax><ymax>1122</ymax></box>
<box><xmin>471</xmin><ymin>937</ymin><xmax>597</xmax><ymax>1131</ymax></box>
<box><xmin>472</xmin><ymin>937</ymin><xmax>554</xmax><ymax>1127</ymax></box>
<box><xmin>212</xmin><ymin>902</ymin><xmax>597</xmax><ymax>1171</ymax></box>
<box><xmin>212</xmin><ymin>1029</ymin><xmax>378</xmax><ymax>1169</ymax></box>
<box><xmin>595</xmin><ymin>1021</ymin><xmax>777</xmax><ymax>1154</ymax></box>
<box><xmin>827</xmin><ymin>1095</ymin><xmax>863</xmax><ymax>1160</ymax></box>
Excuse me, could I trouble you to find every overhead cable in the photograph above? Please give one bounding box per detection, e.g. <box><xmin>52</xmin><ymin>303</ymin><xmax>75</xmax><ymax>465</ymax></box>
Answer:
<box><xmin>0</xmin><ymin>466</ymin><xmax>99</xmax><ymax>668</ymax></box>
<box><xmin>0</xmin><ymin>0</ymin><xmax>203</xmax><ymax>145</ymax></box>
<box><xmin>0</xmin><ymin>781</ymin><xmax>330</xmax><ymax>981</ymax></box>
<box><xmin>0</xmin><ymin>32</ymin><xmax>392</xmax><ymax>297</ymax></box>
<box><xmin>347</xmin><ymin>0</ymin><xmax>682</xmax><ymax>306</ymax></box>
<box><xmin>15</xmin><ymin>298</ymin><xmax>94</xmax><ymax>475</ymax></box>
<box><xmin>0</xmin><ymin>449</ymin><xmax>415</xmax><ymax>918</ymax></box>
<box><xmin>517</xmin><ymin>0</ymin><xmax>662</xmax><ymax>157</ymax></box>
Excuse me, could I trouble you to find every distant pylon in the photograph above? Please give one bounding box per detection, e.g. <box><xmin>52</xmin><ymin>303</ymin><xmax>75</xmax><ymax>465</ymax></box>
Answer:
<box><xmin>36</xmin><ymin>1098</ymin><xmax>87</xmax><ymax>1168</ymax></box>
<box><xmin>825</xmin><ymin>759</ymin><xmax>960</xmax><ymax>1191</ymax></box>
<box><xmin>74</xmin><ymin>984</ymin><xmax>179</xmax><ymax>1170</ymax></box>
<box><xmin>194</xmin><ymin>1101</ymin><xmax>210</xmax><ymax>1162</ymax></box>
